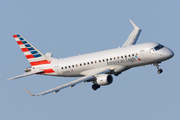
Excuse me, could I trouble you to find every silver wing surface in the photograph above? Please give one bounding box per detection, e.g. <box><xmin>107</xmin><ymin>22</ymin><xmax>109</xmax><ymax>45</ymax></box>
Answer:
<box><xmin>24</xmin><ymin>68</ymin><xmax>111</xmax><ymax>96</ymax></box>
<box><xmin>122</xmin><ymin>19</ymin><xmax>142</xmax><ymax>47</ymax></box>
<box><xmin>7</xmin><ymin>69</ymin><xmax>44</xmax><ymax>80</ymax></box>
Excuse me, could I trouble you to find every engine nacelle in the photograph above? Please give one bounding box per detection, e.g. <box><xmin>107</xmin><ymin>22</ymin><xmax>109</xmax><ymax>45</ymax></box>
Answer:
<box><xmin>96</xmin><ymin>74</ymin><xmax>113</xmax><ymax>86</ymax></box>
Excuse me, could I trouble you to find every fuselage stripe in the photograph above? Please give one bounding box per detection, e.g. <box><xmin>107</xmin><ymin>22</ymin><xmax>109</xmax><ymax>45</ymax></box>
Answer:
<box><xmin>43</xmin><ymin>69</ymin><xmax>55</xmax><ymax>73</ymax></box>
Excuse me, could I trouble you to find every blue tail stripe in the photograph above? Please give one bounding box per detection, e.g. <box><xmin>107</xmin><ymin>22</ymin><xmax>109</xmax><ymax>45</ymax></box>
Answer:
<box><xmin>22</xmin><ymin>41</ymin><xmax>27</xmax><ymax>44</ymax></box>
<box><xmin>28</xmin><ymin>48</ymin><xmax>35</xmax><ymax>51</ymax></box>
<box><xmin>25</xmin><ymin>44</ymin><xmax>31</xmax><ymax>47</ymax></box>
<box><xmin>19</xmin><ymin>38</ymin><xmax>24</xmax><ymax>40</ymax></box>
<box><xmin>30</xmin><ymin>51</ymin><xmax>38</xmax><ymax>54</ymax></box>
<box><xmin>33</xmin><ymin>54</ymin><xmax>42</xmax><ymax>58</ymax></box>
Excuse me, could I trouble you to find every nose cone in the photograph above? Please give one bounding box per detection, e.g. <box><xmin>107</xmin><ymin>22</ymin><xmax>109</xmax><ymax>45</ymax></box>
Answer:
<box><xmin>165</xmin><ymin>48</ymin><xmax>174</xmax><ymax>60</ymax></box>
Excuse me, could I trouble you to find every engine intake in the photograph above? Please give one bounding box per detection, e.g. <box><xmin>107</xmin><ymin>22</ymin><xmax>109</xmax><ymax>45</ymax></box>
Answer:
<box><xmin>96</xmin><ymin>74</ymin><xmax>113</xmax><ymax>86</ymax></box>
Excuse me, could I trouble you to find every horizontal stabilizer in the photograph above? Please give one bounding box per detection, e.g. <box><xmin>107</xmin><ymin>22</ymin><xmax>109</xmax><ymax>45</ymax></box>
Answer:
<box><xmin>7</xmin><ymin>69</ymin><xmax>44</xmax><ymax>80</ymax></box>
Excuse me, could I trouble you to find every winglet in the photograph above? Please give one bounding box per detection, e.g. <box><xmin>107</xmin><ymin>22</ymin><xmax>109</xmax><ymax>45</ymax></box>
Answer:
<box><xmin>24</xmin><ymin>88</ymin><xmax>36</xmax><ymax>96</ymax></box>
<box><xmin>129</xmin><ymin>19</ymin><xmax>138</xmax><ymax>28</ymax></box>
<box><xmin>122</xmin><ymin>20</ymin><xmax>141</xmax><ymax>47</ymax></box>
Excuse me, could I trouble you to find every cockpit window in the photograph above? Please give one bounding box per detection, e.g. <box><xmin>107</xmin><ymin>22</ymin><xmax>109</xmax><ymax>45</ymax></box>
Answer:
<box><xmin>154</xmin><ymin>44</ymin><xmax>164</xmax><ymax>51</ymax></box>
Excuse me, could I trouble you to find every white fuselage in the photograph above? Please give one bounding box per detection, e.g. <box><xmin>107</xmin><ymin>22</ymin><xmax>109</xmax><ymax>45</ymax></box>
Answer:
<box><xmin>36</xmin><ymin>42</ymin><xmax>173</xmax><ymax>77</ymax></box>
<box><xmin>9</xmin><ymin>20</ymin><xmax>175</xmax><ymax>96</ymax></box>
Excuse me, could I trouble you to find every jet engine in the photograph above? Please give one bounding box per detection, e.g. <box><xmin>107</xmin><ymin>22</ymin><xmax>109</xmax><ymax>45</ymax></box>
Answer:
<box><xmin>95</xmin><ymin>74</ymin><xmax>113</xmax><ymax>86</ymax></box>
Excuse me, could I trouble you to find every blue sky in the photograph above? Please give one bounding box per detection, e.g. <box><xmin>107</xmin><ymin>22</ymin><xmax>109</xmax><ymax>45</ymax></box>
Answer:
<box><xmin>1</xmin><ymin>0</ymin><xmax>179</xmax><ymax>120</ymax></box>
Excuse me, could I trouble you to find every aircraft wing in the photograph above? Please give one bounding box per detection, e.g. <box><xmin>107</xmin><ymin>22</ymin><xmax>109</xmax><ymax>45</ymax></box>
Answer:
<box><xmin>122</xmin><ymin>19</ymin><xmax>142</xmax><ymax>47</ymax></box>
<box><xmin>24</xmin><ymin>68</ymin><xmax>111</xmax><ymax>96</ymax></box>
<box><xmin>7</xmin><ymin>69</ymin><xmax>44</xmax><ymax>80</ymax></box>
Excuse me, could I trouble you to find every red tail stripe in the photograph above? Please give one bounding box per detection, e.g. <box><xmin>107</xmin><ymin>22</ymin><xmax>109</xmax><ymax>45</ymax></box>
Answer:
<box><xmin>30</xmin><ymin>60</ymin><xmax>51</xmax><ymax>66</ymax></box>
<box><xmin>26</xmin><ymin>54</ymin><xmax>35</xmax><ymax>59</ymax></box>
<box><xmin>21</xmin><ymin>48</ymin><xmax>29</xmax><ymax>52</ymax></box>
<box><xmin>43</xmin><ymin>69</ymin><xmax>55</xmax><ymax>73</ymax></box>
<box><xmin>17</xmin><ymin>41</ymin><xmax>23</xmax><ymax>45</ymax></box>
<box><xmin>13</xmin><ymin>35</ymin><xmax>18</xmax><ymax>38</ymax></box>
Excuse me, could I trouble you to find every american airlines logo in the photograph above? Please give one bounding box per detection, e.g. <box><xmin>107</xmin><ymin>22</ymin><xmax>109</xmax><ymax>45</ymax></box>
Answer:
<box><xmin>107</xmin><ymin>56</ymin><xmax>138</xmax><ymax>65</ymax></box>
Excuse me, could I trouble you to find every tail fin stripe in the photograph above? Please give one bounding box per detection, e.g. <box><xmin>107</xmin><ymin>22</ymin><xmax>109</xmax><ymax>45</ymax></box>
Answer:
<box><xmin>19</xmin><ymin>38</ymin><xmax>24</xmax><ymax>40</ymax></box>
<box><xmin>22</xmin><ymin>41</ymin><xmax>27</xmax><ymax>44</ymax></box>
<box><xmin>30</xmin><ymin>51</ymin><xmax>38</xmax><ymax>54</ymax></box>
<box><xmin>28</xmin><ymin>57</ymin><xmax>47</xmax><ymax>62</ymax></box>
<box><xmin>13</xmin><ymin>35</ymin><xmax>18</xmax><ymax>38</ymax></box>
<box><xmin>24</xmin><ymin>51</ymin><xmax>31</xmax><ymax>55</ymax></box>
<box><xmin>27</xmin><ymin>48</ymin><xmax>35</xmax><ymax>51</ymax></box>
<box><xmin>26</xmin><ymin>55</ymin><xmax>35</xmax><ymax>59</ymax></box>
<box><xmin>13</xmin><ymin>34</ymin><xmax>51</xmax><ymax>66</ymax></box>
<box><xmin>21</xmin><ymin>48</ymin><xmax>29</xmax><ymax>52</ymax></box>
<box><xmin>17</xmin><ymin>41</ymin><xmax>23</xmax><ymax>45</ymax></box>
<box><xmin>30</xmin><ymin>60</ymin><xmax>50</xmax><ymax>66</ymax></box>
<box><xmin>25</xmin><ymin>44</ymin><xmax>31</xmax><ymax>47</ymax></box>
<box><xmin>33</xmin><ymin>54</ymin><xmax>42</xmax><ymax>57</ymax></box>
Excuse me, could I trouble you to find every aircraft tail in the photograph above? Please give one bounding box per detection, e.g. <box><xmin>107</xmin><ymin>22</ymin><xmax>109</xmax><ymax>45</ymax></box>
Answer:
<box><xmin>13</xmin><ymin>34</ymin><xmax>51</xmax><ymax>66</ymax></box>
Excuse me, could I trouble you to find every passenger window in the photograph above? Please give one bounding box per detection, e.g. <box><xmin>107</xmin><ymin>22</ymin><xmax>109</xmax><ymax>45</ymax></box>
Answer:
<box><xmin>65</xmin><ymin>66</ymin><xmax>67</xmax><ymax>69</ymax></box>
<box><xmin>80</xmin><ymin>64</ymin><xmax>82</xmax><ymax>66</ymax></box>
<box><xmin>61</xmin><ymin>67</ymin><xmax>63</xmax><ymax>69</ymax></box>
<box><xmin>114</xmin><ymin>57</ymin><xmax>116</xmax><ymax>60</ymax></box>
<box><xmin>110</xmin><ymin>58</ymin><xmax>112</xmax><ymax>60</ymax></box>
<box><xmin>103</xmin><ymin>59</ymin><xmax>105</xmax><ymax>62</ymax></box>
<box><xmin>117</xmin><ymin>57</ymin><xmax>119</xmax><ymax>59</ymax></box>
<box><xmin>132</xmin><ymin>54</ymin><xmax>134</xmax><ymax>56</ymax></box>
<box><xmin>72</xmin><ymin>65</ymin><xmax>74</xmax><ymax>67</ymax></box>
<box><xmin>99</xmin><ymin>60</ymin><xmax>101</xmax><ymax>62</ymax></box>
<box><xmin>76</xmin><ymin>64</ymin><xmax>78</xmax><ymax>67</ymax></box>
<box><xmin>87</xmin><ymin>62</ymin><xmax>89</xmax><ymax>65</ymax></box>
<box><xmin>125</xmin><ymin>55</ymin><xmax>127</xmax><ymax>58</ymax></box>
<box><xmin>69</xmin><ymin>66</ymin><xmax>71</xmax><ymax>68</ymax></box>
<box><xmin>84</xmin><ymin>63</ymin><xmax>86</xmax><ymax>65</ymax></box>
<box><xmin>129</xmin><ymin>55</ymin><xmax>131</xmax><ymax>57</ymax></box>
<box><xmin>106</xmin><ymin>59</ymin><xmax>108</xmax><ymax>61</ymax></box>
<box><xmin>91</xmin><ymin>61</ymin><xmax>93</xmax><ymax>64</ymax></box>
<box><xmin>95</xmin><ymin>61</ymin><xmax>97</xmax><ymax>63</ymax></box>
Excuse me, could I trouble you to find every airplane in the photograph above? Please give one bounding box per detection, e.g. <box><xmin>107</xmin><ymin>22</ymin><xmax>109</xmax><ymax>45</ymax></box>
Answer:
<box><xmin>8</xmin><ymin>20</ymin><xmax>174</xmax><ymax>96</ymax></box>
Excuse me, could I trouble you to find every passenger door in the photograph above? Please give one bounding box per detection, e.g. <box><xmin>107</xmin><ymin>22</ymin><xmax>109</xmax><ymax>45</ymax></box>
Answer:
<box><xmin>140</xmin><ymin>50</ymin><xmax>148</xmax><ymax>61</ymax></box>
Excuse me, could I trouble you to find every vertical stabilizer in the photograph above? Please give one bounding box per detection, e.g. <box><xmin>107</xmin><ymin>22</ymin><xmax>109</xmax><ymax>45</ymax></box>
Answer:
<box><xmin>13</xmin><ymin>34</ymin><xmax>51</xmax><ymax>66</ymax></box>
